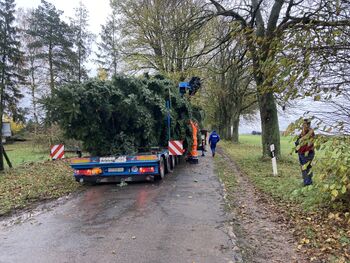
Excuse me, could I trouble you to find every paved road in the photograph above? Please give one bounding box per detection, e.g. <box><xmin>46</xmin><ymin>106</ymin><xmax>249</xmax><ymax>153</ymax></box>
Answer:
<box><xmin>0</xmin><ymin>155</ymin><xmax>236</xmax><ymax>263</ymax></box>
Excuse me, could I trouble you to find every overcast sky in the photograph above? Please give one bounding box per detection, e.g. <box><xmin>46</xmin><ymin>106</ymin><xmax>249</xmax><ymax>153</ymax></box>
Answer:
<box><xmin>16</xmin><ymin>0</ymin><xmax>110</xmax><ymax>35</ymax></box>
<box><xmin>14</xmin><ymin>0</ymin><xmax>308</xmax><ymax>132</ymax></box>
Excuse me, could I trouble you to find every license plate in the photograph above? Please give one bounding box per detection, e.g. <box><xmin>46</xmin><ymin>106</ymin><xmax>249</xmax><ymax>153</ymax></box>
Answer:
<box><xmin>100</xmin><ymin>157</ymin><xmax>115</xmax><ymax>163</ymax></box>
<box><xmin>136</xmin><ymin>155</ymin><xmax>158</xmax><ymax>161</ymax></box>
<box><xmin>108</xmin><ymin>168</ymin><xmax>124</xmax><ymax>172</ymax></box>
<box><xmin>115</xmin><ymin>156</ymin><xmax>127</xmax><ymax>163</ymax></box>
<box><xmin>71</xmin><ymin>158</ymin><xmax>90</xmax><ymax>164</ymax></box>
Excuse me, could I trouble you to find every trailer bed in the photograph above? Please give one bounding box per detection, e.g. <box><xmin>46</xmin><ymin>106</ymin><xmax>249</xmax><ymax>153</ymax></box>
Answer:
<box><xmin>70</xmin><ymin>150</ymin><xmax>176</xmax><ymax>183</ymax></box>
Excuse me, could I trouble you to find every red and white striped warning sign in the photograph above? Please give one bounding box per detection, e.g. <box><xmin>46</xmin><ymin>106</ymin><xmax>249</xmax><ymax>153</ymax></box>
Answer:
<box><xmin>168</xmin><ymin>140</ymin><xmax>183</xmax><ymax>156</ymax></box>
<box><xmin>50</xmin><ymin>144</ymin><xmax>65</xmax><ymax>160</ymax></box>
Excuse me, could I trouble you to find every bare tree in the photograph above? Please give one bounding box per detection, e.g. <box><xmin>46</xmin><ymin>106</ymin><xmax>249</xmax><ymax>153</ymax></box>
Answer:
<box><xmin>203</xmin><ymin>17</ymin><xmax>257</xmax><ymax>142</ymax></box>
<box><xmin>208</xmin><ymin>0</ymin><xmax>350</xmax><ymax>157</ymax></box>
<box><xmin>114</xmin><ymin>0</ymin><xmax>207</xmax><ymax>78</ymax></box>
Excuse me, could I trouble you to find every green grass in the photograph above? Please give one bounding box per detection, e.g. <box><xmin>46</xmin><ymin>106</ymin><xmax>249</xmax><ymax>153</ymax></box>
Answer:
<box><xmin>220</xmin><ymin>135</ymin><xmax>328</xmax><ymax>211</ymax></box>
<box><xmin>4</xmin><ymin>141</ymin><xmax>83</xmax><ymax>167</ymax></box>
<box><xmin>4</xmin><ymin>141</ymin><xmax>48</xmax><ymax>167</ymax></box>
<box><xmin>214</xmin><ymin>156</ymin><xmax>237</xmax><ymax>188</ymax></box>
<box><xmin>238</xmin><ymin>134</ymin><xmax>298</xmax><ymax>158</ymax></box>
<box><xmin>0</xmin><ymin>159</ymin><xmax>82</xmax><ymax>216</ymax></box>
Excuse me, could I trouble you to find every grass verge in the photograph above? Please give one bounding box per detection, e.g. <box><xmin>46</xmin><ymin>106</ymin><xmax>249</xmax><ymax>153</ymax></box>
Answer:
<box><xmin>214</xmin><ymin>156</ymin><xmax>237</xmax><ymax>210</ymax></box>
<box><xmin>0</xmin><ymin>159</ymin><xmax>81</xmax><ymax>216</ymax></box>
<box><xmin>4</xmin><ymin>141</ymin><xmax>48</xmax><ymax>167</ymax></box>
<box><xmin>218</xmin><ymin>135</ymin><xmax>350</xmax><ymax>263</ymax></box>
<box><xmin>4</xmin><ymin>141</ymin><xmax>83</xmax><ymax>167</ymax></box>
<box><xmin>221</xmin><ymin>136</ymin><xmax>327</xmax><ymax>210</ymax></box>
<box><xmin>214</xmin><ymin>156</ymin><xmax>237</xmax><ymax>190</ymax></box>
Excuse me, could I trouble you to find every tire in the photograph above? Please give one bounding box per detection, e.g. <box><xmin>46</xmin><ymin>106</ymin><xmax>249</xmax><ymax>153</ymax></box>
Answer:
<box><xmin>165</xmin><ymin>155</ymin><xmax>174</xmax><ymax>173</ymax></box>
<box><xmin>170</xmin><ymin>155</ymin><xmax>176</xmax><ymax>170</ymax></box>
<box><xmin>155</xmin><ymin>158</ymin><xmax>165</xmax><ymax>180</ymax></box>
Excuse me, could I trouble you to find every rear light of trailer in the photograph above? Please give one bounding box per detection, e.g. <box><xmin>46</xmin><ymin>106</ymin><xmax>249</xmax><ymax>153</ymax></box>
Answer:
<box><xmin>139</xmin><ymin>167</ymin><xmax>155</xmax><ymax>173</ymax></box>
<box><xmin>74</xmin><ymin>167</ymin><xmax>102</xmax><ymax>176</ymax></box>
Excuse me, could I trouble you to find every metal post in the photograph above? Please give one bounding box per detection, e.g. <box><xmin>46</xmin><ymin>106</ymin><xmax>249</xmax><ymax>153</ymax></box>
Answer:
<box><xmin>270</xmin><ymin>144</ymin><xmax>278</xmax><ymax>176</ymax></box>
<box><xmin>166</xmin><ymin>100</ymin><xmax>171</xmax><ymax>141</ymax></box>
<box><xmin>2</xmin><ymin>146</ymin><xmax>12</xmax><ymax>168</ymax></box>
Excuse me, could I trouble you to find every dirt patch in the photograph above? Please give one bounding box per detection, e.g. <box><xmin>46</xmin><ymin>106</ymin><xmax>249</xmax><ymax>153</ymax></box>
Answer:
<box><xmin>217</xmin><ymin>148</ymin><xmax>308</xmax><ymax>263</ymax></box>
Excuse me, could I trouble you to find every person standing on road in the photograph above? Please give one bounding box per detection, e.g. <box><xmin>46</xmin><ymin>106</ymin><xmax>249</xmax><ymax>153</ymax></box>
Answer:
<box><xmin>295</xmin><ymin>119</ymin><xmax>315</xmax><ymax>186</ymax></box>
<box><xmin>209</xmin><ymin>130</ymin><xmax>220</xmax><ymax>157</ymax></box>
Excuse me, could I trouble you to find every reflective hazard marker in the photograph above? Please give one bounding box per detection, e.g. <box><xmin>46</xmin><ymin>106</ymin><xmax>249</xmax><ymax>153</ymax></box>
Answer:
<box><xmin>51</xmin><ymin>144</ymin><xmax>65</xmax><ymax>160</ymax></box>
<box><xmin>168</xmin><ymin>141</ymin><xmax>183</xmax><ymax>156</ymax></box>
<box><xmin>270</xmin><ymin>144</ymin><xmax>278</xmax><ymax>176</ymax></box>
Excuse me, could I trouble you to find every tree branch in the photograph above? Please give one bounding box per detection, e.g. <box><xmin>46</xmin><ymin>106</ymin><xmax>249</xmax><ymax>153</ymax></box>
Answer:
<box><xmin>251</xmin><ymin>0</ymin><xmax>265</xmax><ymax>36</ymax></box>
<box><xmin>208</xmin><ymin>0</ymin><xmax>247</xmax><ymax>27</ymax></box>
<box><xmin>266</xmin><ymin>0</ymin><xmax>284</xmax><ymax>36</ymax></box>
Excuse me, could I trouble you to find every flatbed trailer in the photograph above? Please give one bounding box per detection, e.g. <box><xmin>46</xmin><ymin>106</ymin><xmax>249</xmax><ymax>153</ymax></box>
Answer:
<box><xmin>70</xmin><ymin>149</ymin><xmax>177</xmax><ymax>183</ymax></box>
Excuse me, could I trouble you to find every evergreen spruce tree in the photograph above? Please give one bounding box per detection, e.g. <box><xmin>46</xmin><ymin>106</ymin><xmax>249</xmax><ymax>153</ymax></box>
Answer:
<box><xmin>27</xmin><ymin>0</ymin><xmax>76</xmax><ymax>92</ymax></box>
<box><xmin>70</xmin><ymin>1</ymin><xmax>94</xmax><ymax>83</ymax></box>
<box><xmin>96</xmin><ymin>4</ymin><xmax>120</xmax><ymax>77</ymax></box>
<box><xmin>18</xmin><ymin>8</ymin><xmax>45</xmax><ymax>133</ymax></box>
<box><xmin>0</xmin><ymin>0</ymin><xmax>23</xmax><ymax>170</ymax></box>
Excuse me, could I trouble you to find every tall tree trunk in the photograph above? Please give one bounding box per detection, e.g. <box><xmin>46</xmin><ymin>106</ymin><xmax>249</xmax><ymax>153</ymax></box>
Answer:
<box><xmin>78</xmin><ymin>45</ymin><xmax>82</xmax><ymax>84</ymax></box>
<box><xmin>218</xmin><ymin>123</ymin><xmax>224</xmax><ymax>139</ymax></box>
<box><xmin>48</xmin><ymin>41</ymin><xmax>54</xmax><ymax>92</ymax></box>
<box><xmin>222</xmin><ymin>124</ymin><xmax>228</xmax><ymax>139</ymax></box>
<box><xmin>31</xmin><ymin>79</ymin><xmax>38</xmax><ymax>135</ymax></box>
<box><xmin>250</xmin><ymin>39</ymin><xmax>281</xmax><ymax>157</ymax></box>
<box><xmin>0</xmin><ymin>28</ymin><xmax>7</xmax><ymax>171</ymax></box>
<box><xmin>78</xmin><ymin>27</ymin><xmax>82</xmax><ymax>84</ymax></box>
<box><xmin>232</xmin><ymin>116</ymin><xmax>239</xmax><ymax>143</ymax></box>
<box><xmin>0</xmin><ymin>76</ymin><xmax>5</xmax><ymax>171</ymax></box>
<box><xmin>30</xmin><ymin>56</ymin><xmax>39</xmax><ymax>135</ymax></box>
<box><xmin>258</xmin><ymin>91</ymin><xmax>280</xmax><ymax>157</ymax></box>
<box><xmin>226</xmin><ymin>124</ymin><xmax>232</xmax><ymax>140</ymax></box>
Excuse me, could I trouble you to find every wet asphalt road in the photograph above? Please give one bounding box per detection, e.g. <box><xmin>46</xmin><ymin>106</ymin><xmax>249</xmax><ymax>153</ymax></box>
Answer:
<box><xmin>0</xmin><ymin>155</ymin><xmax>235</xmax><ymax>263</ymax></box>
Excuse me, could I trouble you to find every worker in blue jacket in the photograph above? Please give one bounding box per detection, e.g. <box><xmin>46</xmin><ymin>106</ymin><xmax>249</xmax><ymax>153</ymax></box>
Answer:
<box><xmin>209</xmin><ymin>130</ymin><xmax>220</xmax><ymax>157</ymax></box>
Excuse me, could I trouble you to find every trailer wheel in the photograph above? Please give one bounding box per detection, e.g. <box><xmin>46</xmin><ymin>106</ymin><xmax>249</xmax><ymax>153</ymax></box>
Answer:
<box><xmin>155</xmin><ymin>158</ymin><xmax>165</xmax><ymax>180</ymax></box>
<box><xmin>170</xmin><ymin>155</ymin><xmax>176</xmax><ymax>170</ymax></box>
<box><xmin>165</xmin><ymin>155</ymin><xmax>174</xmax><ymax>173</ymax></box>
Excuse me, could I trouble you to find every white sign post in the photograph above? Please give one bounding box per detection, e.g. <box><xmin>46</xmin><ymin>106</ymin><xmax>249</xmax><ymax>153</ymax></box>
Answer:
<box><xmin>270</xmin><ymin>144</ymin><xmax>278</xmax><ymax>176</ymax></box>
